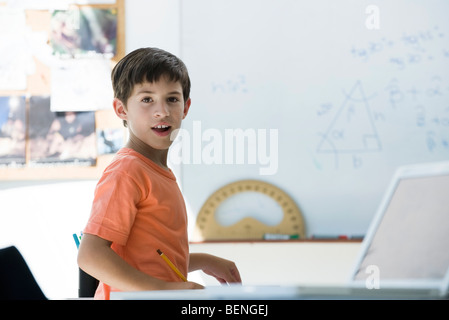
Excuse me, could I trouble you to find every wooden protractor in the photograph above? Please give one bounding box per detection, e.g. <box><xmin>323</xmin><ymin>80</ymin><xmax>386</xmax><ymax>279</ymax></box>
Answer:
<box><xmin>194</xmin><ymin>180</ymin><xmax>305</xmax><ymax>240</ymax></box>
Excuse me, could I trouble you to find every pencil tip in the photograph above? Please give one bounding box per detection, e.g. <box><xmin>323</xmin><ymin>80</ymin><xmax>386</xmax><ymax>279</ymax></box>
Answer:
<box><xmin>156</xmin><ymin>249</ymin><xmax>162</xmax><ymax>255</ymax></box>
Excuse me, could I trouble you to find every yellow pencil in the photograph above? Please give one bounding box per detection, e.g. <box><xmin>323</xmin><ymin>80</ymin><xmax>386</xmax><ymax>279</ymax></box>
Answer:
<box><xmin>157</xmin><ymin>249</ymin><xmax>187</xmax><ymax>282</ymax></box>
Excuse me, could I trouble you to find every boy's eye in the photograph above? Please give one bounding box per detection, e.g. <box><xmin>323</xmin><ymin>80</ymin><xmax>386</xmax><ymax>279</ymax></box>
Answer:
<box><xmin>142</xmin><ymin>97</ymin><xmax>153</xmax><ymax>103</ymax></box>
<box><xmin>168</xmin><ymin>97</ymin><xmax>180</xmax><ymax>103</ymax></box>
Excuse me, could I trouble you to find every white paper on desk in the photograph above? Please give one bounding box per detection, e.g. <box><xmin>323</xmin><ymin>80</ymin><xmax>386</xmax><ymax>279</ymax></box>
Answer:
<box><xmin>50</xmin><ymin>57</ymin><xmax>113</xmax><ymax>112</ymax></box>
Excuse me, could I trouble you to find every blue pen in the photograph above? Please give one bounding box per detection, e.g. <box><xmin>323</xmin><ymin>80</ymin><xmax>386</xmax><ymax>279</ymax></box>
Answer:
<box><xmin>73</xmin><ymin>233</ymin><xmax>80</xmax><ymax>249</ymax></box>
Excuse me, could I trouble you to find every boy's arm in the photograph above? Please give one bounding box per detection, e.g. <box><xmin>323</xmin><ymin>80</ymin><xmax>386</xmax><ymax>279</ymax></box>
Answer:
<box><xmin>78</xmin><ymin>233</ymin><xmax>203</xmax><ymax>291</ymax></box>
<box><xmin>189</xmin><ymin>253</ymin><xmax>242</xmax><ymax>284</ymax></box>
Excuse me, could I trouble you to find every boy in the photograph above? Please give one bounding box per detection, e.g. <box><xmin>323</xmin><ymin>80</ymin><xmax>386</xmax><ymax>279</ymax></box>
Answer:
<box><xmin>77</xmin><ymin>47</ymin><xmax>241</xmax><ymax>300</ymax></box>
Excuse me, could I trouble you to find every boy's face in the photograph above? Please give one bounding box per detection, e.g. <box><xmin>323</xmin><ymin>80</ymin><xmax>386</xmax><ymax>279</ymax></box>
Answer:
<box><xmin>114</xmin><ymin>76</ymin><xmax>190</xmax><ymax>151</ymax></box>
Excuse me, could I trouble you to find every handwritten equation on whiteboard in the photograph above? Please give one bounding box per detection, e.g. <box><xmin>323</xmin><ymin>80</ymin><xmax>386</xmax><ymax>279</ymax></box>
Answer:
<box><xmin>316</xmin><ymin>76</ymin><xmax>449</xmax><ymax>169</ymax></box>
<box><xmin>211</xmin><ymin>74</ymin><xmax>248</xmax><ymax>95</ymax></box>
<box><xmin>314</xmin><ymin>23</ymin><xmax>449</xmax><ymax>170</ymax></box>
<box><xmin>350</xmin><ymin>25</ymin><xmax>447</xmax><ymax>71</ymax></box>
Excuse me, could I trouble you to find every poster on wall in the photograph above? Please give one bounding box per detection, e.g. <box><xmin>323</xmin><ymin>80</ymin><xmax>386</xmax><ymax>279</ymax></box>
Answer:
<box><xmin>97</xmin><ymin>128</ymin><xmax>124</xmax><ymax>155</ymax></box>
<box><xmin>29</xmin><ymin>96</ymin><xmax>97</xmax><ymax>166</ymax></box>
<box><xmin>49</xmin><ymin>6</ymin><xmax>116</xmax><ymax>112</ymax></box>
<box><xmin>0</xmin><ymin>96</ymin><xmax>26</xmax><ymax>166</ymax></box>
<box><xmin>50</xmin><ymin>7</ymin><xmax>117</xmax><ymax>57</ymax></box>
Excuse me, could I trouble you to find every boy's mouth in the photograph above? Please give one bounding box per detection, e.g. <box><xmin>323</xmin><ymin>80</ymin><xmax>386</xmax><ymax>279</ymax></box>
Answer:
<box><xmin>151</xmin><ymin>124</ymin><xmax>172</xmax><ymax>136</ymax></box>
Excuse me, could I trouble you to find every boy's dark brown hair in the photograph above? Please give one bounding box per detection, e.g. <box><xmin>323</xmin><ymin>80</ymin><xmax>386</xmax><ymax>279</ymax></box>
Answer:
<box><xmin>111</xmin><ymin>47</ymin><xmax>191</xmax><ymax>127</ymax></box>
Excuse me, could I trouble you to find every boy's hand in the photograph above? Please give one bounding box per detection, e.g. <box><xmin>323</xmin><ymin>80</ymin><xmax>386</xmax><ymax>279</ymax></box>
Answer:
<box><xmin>189</xmin><ymin>253</ymin><xmax>242</xmax><ymax>285</ymax></box>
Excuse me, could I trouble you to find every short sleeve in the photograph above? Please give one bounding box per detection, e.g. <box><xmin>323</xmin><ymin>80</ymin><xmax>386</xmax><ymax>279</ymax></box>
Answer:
<box><xmin>83</xmin><ymin>171</ymin><xmax>142</xmax><ymax>245</ymax></box>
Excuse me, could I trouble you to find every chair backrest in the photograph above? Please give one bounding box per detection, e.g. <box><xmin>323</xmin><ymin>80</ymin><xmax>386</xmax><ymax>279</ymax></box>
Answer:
<box><xmin>79</xmin><ymin>268</ymin><xmax>99</xmax><ymax>298</ymax></box>
<box><xmin>0</xmin><ymin>246</ymin><xmax>47</xmax><ymax>300</ymax></box>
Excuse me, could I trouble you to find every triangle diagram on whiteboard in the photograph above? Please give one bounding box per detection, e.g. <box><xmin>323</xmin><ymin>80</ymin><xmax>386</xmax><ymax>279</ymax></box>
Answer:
<box><xmin>317</xmin><ymin>81</ymin><xmax>382</xmax><ymax>154</ymax></box>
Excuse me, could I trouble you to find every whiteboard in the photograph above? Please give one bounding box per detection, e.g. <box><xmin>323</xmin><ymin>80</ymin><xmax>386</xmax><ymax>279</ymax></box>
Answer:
<box><xmin>176</xmin><ymin>0</ymin><xmax>449</xmax><ymax>238</ymax></box>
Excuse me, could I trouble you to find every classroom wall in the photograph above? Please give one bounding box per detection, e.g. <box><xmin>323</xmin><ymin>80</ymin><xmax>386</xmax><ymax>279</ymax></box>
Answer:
<box><xmin>125</xmin><ymin>0</ymin><xmax>180</xmax><ymax>55</ymax></box>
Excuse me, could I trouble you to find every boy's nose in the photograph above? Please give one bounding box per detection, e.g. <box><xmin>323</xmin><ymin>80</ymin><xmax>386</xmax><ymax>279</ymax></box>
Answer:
<box><xmin>153</xmin><ymin>102</ymin><xmax>170</xmax><ymax>118</ymax></box>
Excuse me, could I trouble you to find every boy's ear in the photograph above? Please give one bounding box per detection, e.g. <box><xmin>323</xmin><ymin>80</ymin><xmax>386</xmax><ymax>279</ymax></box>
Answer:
<box><xmin>182</xmin><ymin>98</ymin><xmax>191</xmax><ymax>119</ymax></box>
<box><xmin>113</xmin><ymin>98</ymin><xmax>127</xmax><ymax>121</ymax></box>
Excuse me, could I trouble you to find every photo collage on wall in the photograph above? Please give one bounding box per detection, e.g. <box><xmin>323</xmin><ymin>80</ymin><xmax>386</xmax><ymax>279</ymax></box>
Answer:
<box><xmin>29</xmin><ymin>96</ymin><xmax>96</xmax><ymax>165</ymax></box>
<box><xmin>0</xmin><ymin>4</ymin><xmax>124</xmax><ymax>168</ymax></box>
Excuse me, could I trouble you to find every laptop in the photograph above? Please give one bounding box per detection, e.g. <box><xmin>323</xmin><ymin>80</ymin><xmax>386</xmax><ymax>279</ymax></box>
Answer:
<box><xmin>111</xmin><ymin>161</ymin><xmax>449</xmax><ymax>300</ymax></box>
<box><xmin>344</xmin><ymin>160</ymin><xmax>449</xmax><ymax>298</ymax></box>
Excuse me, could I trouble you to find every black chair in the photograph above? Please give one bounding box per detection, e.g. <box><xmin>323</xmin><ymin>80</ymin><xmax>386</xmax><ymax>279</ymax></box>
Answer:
<box><xmin>79</xmin><ymin>268</ymin><xmax>99</xmax><ymax>298</ymax></box>
<box><xmin>0</xmin><ymin>246</ymin><xmax>47</xmax><ymax>300</ymax></box>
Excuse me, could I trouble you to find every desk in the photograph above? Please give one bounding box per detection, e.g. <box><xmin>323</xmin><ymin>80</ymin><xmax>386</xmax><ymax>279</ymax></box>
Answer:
<box><xmin>110</xmin><ymin>284</ymin><xmax>447</xmax><ymax>300</ymax></box>
<box><xmin>188</xmin><ymin>240</ymin><xmax>362</xmax><ymax>286</ymax></box>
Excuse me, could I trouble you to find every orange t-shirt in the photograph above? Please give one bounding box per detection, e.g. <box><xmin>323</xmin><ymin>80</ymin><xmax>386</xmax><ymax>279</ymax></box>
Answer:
<box><xmin>83</xmin><ymin>148</ymin><xmax>189</xmax><ymax>300</ymax></box>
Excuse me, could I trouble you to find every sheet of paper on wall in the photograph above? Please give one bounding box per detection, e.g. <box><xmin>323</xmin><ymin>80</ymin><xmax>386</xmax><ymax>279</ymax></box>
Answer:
<box><xmin>0</xmin><ymin>7</ymin><xmax>26</xmax><ymax>31</ymax></box>
<box><xmin>5</xmin><ymin>0</ymin><xmax>71</xmax><ymax>10</ymax></box>
<box><xmin>0</xmin><ymin>8</ymin><xmax>34</xmax><ymax>91</ymax></box>
<box><xmin>26</xmin><ymin>30</ymin><xmax>57</xmax><ymax>95</ymax></box>
<box><xmin>71</xmin><ymin>0</ymin><xmax>116</xmax><ymax>4</ymax></box>
<box><xmin>50</xmin><ymin>57</ymin><xmax>113</xmax><ymax>112</ymax></box>
<box><xmin>28</xmin><ymin>31</ymin><xmax>58</xmax><ymax>70</ymax></box>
